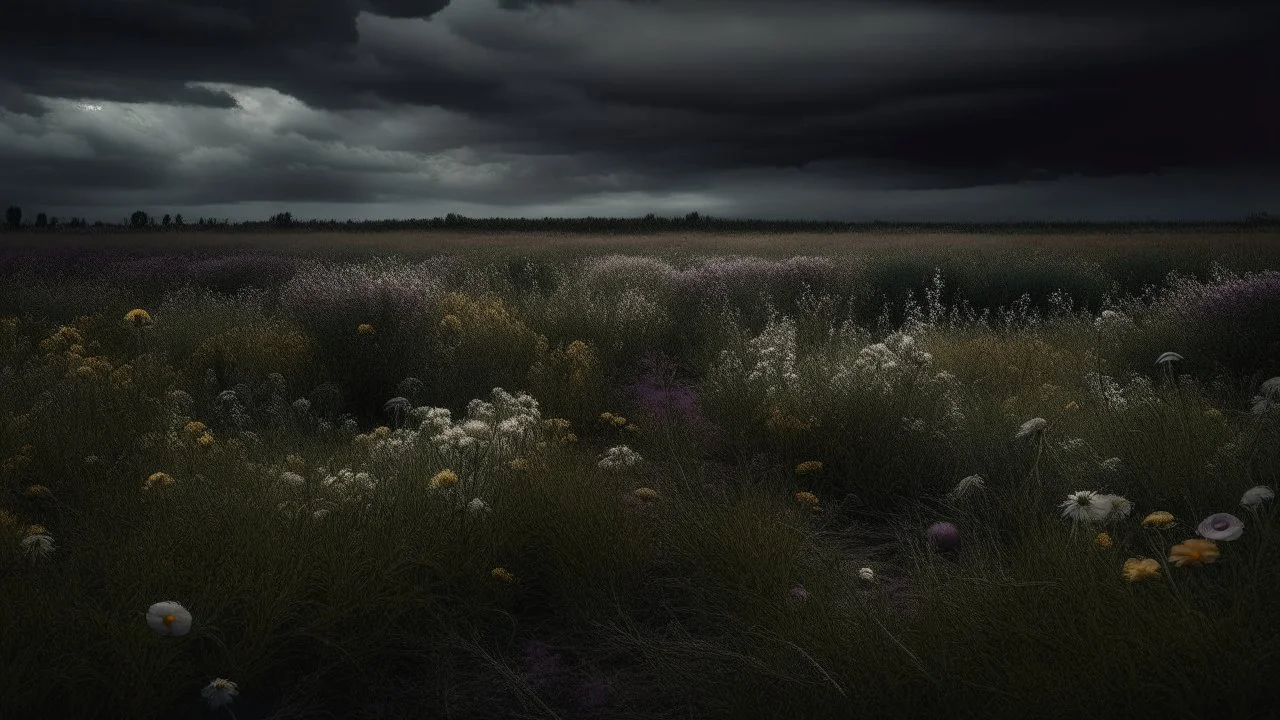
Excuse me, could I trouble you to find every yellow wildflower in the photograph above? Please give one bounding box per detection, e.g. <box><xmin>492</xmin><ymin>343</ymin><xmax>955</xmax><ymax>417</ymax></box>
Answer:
<box><xmin>633</xmin><ymin>487</ymin><xmax>661</xmax><ymax>501</ymax></box>
<box><xmin>544</xmin><ymin>418</ymin><xmax>572</xmax><ymax>432</ymax></box>
<box><xmin>795</xmin><ymin>491</ymin><xmax>820</xmax><ymax>507</ymax></box>
<box><xmin>560</xmin><ymin>433</ymin><xmax>578</xmax><ymax>444</ymax></box>
<box><xmin>599</xmin><ymin>412</ymin><xmax>615</xmax><ymax>423</ymax></box>
<box><xmin>24</xmin><ymin>485</ymin><xmax>51</xmax><ymax>500</ymax></box>
<box><xmin>145</xmin><ymin>472</ymin><xmax>174</xmax><ymax>490</ymax></box>
<box><xmin>1204</xmin><ymin>408</ymin><xmax>1224</xmax><ymax>421</ymax></box>
<box><xmin>1141</xmin><ymin>511</ymin><xmax>1176</xmax><ymax>529</ymax></box>
<box><xmin>58</xmin><ymin>326</ymin><xmax>83</xmax><ymax>343</ymax></box>
<box><xmin>1122</xmin><ymin>557</ymin><xmax>1161</xmax><ymax>582</ymax></box>
<box><xmin>491</xmin><ymin>567</ymin><xmax>515</xmax><ymax>583</ymax></box>
<box><xmin>1064</xmin><ymin>401</ymin><xmax>1079</xmax><ymax>412</ymax></box>
<box><xmin>357</xmin><ymin>323</ymin><xmax>375</xmax><ymax>336</ymax></box>
<box><xmin>508</xmin><ymin>458</ymin><xmax>529</xmax><ymax>471</ymax></box>
<box><xmin>794</xmin><ymin>460</ymin><xmax>823</xmax><ymax>475</ymax></box>
<box><xmin>611</xmin><ymin>416</ymin><xmax>627</xmax><ymax>428</ymax></box>
<box><xmin>196</xmin><ymin>432</ymin><xmax>216</xmax><ymax>448</ymax></box>
<box><xmin>373</xmin><ymin>426</ymin><xmax>391</xmax><ymax>439</ymax></box>
<box><xmin>73</xmin><ymin>365</ymin><xmax>95</xmax><ymax>379</ymax></box>
<box><xmin>1095</xmin><ymin>532</ymin><xmax>1112</xmax><ymax>548</ymax></box>
<box><xmin>184</xmin><ymin>421</ymin><xmax>207</xmax><ymax>436</ymax></box>
<box><xmin>1169</xmin><ymin>539</ymin><xmax>1219</xmax><ymax>567</ymax></box>
<box><xmin>285</xmin><ymin>454</ymin><xmax>306</xmax><ymax>472</ymax></box>
<box><xmin>429</xmin><ymin>469</ymin><xmax>459</xmax><ymax>490</ymax></box>
<box><xmin>25</xmin><ymin>524</ymin><xmax>47</xmax><ymax>537</ymax></box>
<box><xmin>123</xmin><ymin>308</ymin><xmax>153</xmax><ymax>327</ymax></box>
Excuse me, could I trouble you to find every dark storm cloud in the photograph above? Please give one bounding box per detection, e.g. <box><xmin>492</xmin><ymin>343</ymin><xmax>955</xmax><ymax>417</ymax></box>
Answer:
<box><xmin>0</xmin><ymin>0</ymin><xmax>1276</xmax><ymax>221</ymax></box>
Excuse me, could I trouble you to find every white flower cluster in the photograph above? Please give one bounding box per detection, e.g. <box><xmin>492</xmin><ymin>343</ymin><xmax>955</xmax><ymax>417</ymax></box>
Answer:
<box><xmin>1083</xmin><ymin>371</ymin><xmax>1155</xmax><ymax>413</ymax></box>
<box><xmin>744</xmin><ymin>315</ymin><xmax>800</xmax><ymax>400</ymax></box>
<box><xmin>598</xmin><ymin>445</ymin><xmax>643</xmax><ymax>470</ymax></box>
<box><xmin>1251</xmin><ymin>376</ymin><xmax>1280</xmax><ymax>415</ymax></box>
<box><xmin>1093</xmin><ymin>309</ymin><xmax>1136</xmax><ymax>333</ymax></box>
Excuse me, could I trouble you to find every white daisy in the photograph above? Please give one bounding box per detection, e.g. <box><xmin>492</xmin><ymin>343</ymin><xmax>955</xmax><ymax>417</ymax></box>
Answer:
<box><xmin>1059</xmin><ymin>490</ymin><xmax>1113</xmax><ymax>525</ymax></box>
<box><xmin>857</xmin><ymin>567</ymin><xmax>875</xmax><ymax>582</ymax></box>
<box><xmin>201</xmin><ymin>678</ymin><xmax>239</xmax><ymax>708</ymax></box>
<box><xmin>21</xmin><ymin>534</ymin><xmax>55</xmax><ymax>562</ymax></box>
<box><xmin>145</xmin><ymin>601</ymin><xmax>193</xmax><ymax>636</ymax></box>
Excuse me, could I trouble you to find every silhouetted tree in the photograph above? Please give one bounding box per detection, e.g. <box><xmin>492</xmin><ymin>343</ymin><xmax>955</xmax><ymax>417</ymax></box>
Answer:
<box><xmin>174</xmin><ymin>214</ymin><xmax>184</xmax><ymax>226</ymax></box>
<box><xmin>162</xmin><ymin>213</ymin><xmax>171</xmax><ymax>227</ymax></box>
<box><xmin>48</xmin><ymin>216</ymin><xmax>59</xmax><ymax>228</ymax></box>
<box><xmin>5</xmin><ymin>206</ymin><xmax>20</xmax><ymax>228</ymax></box>
<box><xmin>130</xmin><ymin>210</ymin><xmax>149</xmax><ymax>228</ymax></box>
<box><xmin>270</xmin><ymin>211</ymin><xmax>293</xmax><ymax>227</ymax></box>
<box><xmin>34</xmin><ymin>212</ymin><xmax>48</xmax><ymax>228</ymax></box>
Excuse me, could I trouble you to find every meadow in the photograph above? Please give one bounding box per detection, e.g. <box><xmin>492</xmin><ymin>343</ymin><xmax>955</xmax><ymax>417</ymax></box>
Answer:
<box><xmin>2</xmin><ymin>229</ymin><xmax>1279</xmax><ymax>719</ymax></box>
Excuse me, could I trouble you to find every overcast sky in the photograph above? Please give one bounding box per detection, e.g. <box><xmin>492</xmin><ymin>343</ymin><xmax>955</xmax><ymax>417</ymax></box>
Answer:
<box><xmin>2</xmin><ymin>0</ymin><xmax>1277</xmax><ymax>223</ymax></box>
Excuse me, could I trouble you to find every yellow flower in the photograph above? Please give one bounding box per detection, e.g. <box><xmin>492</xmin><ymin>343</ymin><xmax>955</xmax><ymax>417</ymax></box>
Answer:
<box><xmin>1122</xmin><ymin>557</ymin><xmax>1161</xmax><ymax>582</ymax></box>
<box><xmin>633</xmin><ymin>487</ymin><xmax>661</xmax><ymax>501</ymax></box>
<box><xmin>58</xmin><ymin>326</ymin><xmax>83</xmax><ymax>343</ymax></box>
<box><xmin>794</xmin><ymin>460</ymin><xmax>823</xmax><ymax>475</ymax></box>
<box><xmin>24</xmin><ymin>484</ymin><xmax>51</xmax><ymax>500</ymax></box>
<box><xmin>1169</xmin><ymin>538</ymin><xmax>1219</xmax><ymax>567</ymax></box>
<box><xmin>73</xmin><ymin>365</ymin><xmax>95</xmax><ymax>379</ymax></box>
<box><xmin>1095</xmin><ymin>532</ymin><xmax>1112</xmax><ymax>548</ymax></box>
<box><xmin>439</xmin><ymin>314</ymin><xmax>462</xmax><ymax>332</ymax></box>
<box><xmin>357</xmin><ymin>323</ymin><xmax>375</xmax><ymax>336</ymax></box>
<box><xmin>1064</xmin><ymin>401</ymin><xmax>1079</xmax><ymax>412</ymax></box>
<box><xmin>612</xmin><ymin>416</ymin><xmax>628</xmax><ymax>428</ymax></box>
<box><xmin>795</xmin><ymin>491</ymin><xmax>820</xmax><ymax>507</ymax></box>
<box><xmin>184</xmin><ymin>421</ymin><xmax>207</xmax><ymax>436</ymax></box>
<box><xmin>0</xmin><ymin>509</ymin><xmax>17</xmax><ymax>528</ymax></box>
<box><xmin>1141</xmin><ymin>511</ymin><xmax>1176</xmax><ymax>529</ymax></box>
<box><xmin>24</xmin><ymin>524</ymin><xmax>47</xmax><ymax>537</ymax></box>
<box><xmin>373</xmin><ymin>426</ymin><xmax>391</xmax><ymax>439</ymax></box>
<box><xmin>144</xmin><ymin>472</ymin><xmax>174</xmax><ymax>490</ymax></box>
<box><xmin>68</xmin><ymin>343</ymin><xmax>85</xmax><ymax>355</ymax></box>
<box><xmin>560</xmin><ymin>433</ymin><xmax>578</xmax><ymax>444</ymax></box>
<box><xmin>624</xmin><ymin>423</ymin><xmax>640</xmax><ymax>433</ymax></box>
<box><xmin>600</xmin><ymin>412</ymin><xmax>615</xmax><ymax>423</ymax></box>
<box><xmin>1204</xmin><ymin>408</ymin><xmax>1224</xmax><ymax>421</ymax></box>
<box><xmin>508</xmin><ymin>458</ymin><xmax>529</xmax><ymax>471</ymax></box>
<box><xmin>429</xmin><ymin>469</ymin><xmax>459</xmax><ymax>490</ymax></box>
<box><xmin>196</xmin><ymin>432</ymin><xmax>216</xmax><ymax>448</ymax></box>
<box><xmin>286</xmin><ymin>454</ymin><xmax>306</xmax><ymax>472</ymax></box>
<box><xmin>491</xmin><ymin>567</ymin><xmax>515</xmax><ymax>583</ymax></box>
<box><xmin>123</xmin><ymin>308</ymin><xmax>153</xmax><ymax>327</ymax></box>
<box><xmin>544</xmin><ymin>418</ymin><xmax>572</xmax><ymax>432</ymax></box>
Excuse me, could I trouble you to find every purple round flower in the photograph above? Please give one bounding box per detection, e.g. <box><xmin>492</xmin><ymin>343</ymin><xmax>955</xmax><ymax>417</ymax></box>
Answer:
<box><xmin>927</xmin><ymin>522</ymin><xmax>961</xmax><ymax>553</ymax></box>
<box><xmin>789</xmin><ymin>585</ymin><xmax>810</xmax><ymax>602</ymax></box>
<box><xmin>1196</xmin><ymin>512</ymin><xmax>1244</xmax><ymax>541</ymax></box>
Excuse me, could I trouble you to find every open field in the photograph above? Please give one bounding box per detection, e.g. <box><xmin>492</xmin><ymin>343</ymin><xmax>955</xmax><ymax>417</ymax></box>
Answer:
<box><xmin>2</xmin><ymin>230</ymin><xmax>1279</xmax><ymax>718</ymax></box>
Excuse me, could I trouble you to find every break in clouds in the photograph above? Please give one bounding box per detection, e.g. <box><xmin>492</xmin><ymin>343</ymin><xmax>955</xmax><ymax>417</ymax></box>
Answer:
<box><xmin>1</xmin><ymin>0</ymin><xmax>1277</xmax><ymax>222</ymax></box>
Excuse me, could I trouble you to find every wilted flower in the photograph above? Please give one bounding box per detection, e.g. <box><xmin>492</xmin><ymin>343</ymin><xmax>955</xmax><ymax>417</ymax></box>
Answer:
<box><xmin>1015</xmin><ymin>417</ymin><xmax>1048</xmax><ymax>441</ymax></box>
<box><xmin>1241</xmin><ymin>485</ymin><xmax>1275</xmax><ymax>507</ymax></box>
<box><xmin>1141</xmin><ymin>511</ymin><xmax>1176</xmax><ymax>529</ymax></box>
<box><xmin>21</xmin><ymin>533</ymin><xmax>55</xmax><ymax>561</ymax></box>
<box><xmin>1169</xmin><ymin>538</ymin><xmax>1219</xmax><ymax>567</ymax></box>
<box><xmin>927</xmin><ymin>522</ymin><xmax>960</xmax><ymax>552</ymax></box>
<box><xmin>1122</xmin><ymin>557</ymin><xmax>1161</xmax><ymax>582</ymax></box>
<box><xmin>201</xmin><ymin>678</ymin><xmax>239</xmax><ymax>709</ymax></box>
<box><xmin>1095</xmin><ymin>532</ymin><xmax>1113</xmax><ymax>548</ymax></box>
<box><xmin>491</xmin><ymin>567</ymin><xmax>515</xmax><ymax>583</ymax></box>
<box><xmin>794</xmin><ymin>460</ymin><xmax>823</xmax><ymax>475</ymax></box>
<box><xmin>429</xmin><ymin>469</ymin><xmax>459</xmax><ymax>489</ymax></box>
<box><xmin>144</xmin><ymin>472</ymin><xmax>174</xmax><ymax>490</ymax></box>
<box><xmin>146</xmin><ymin>601</ymin><xmax>193</xmax><ymax>636</ymax></box>
<box><xmin>858</xmin><ymin>567</ymin><xmax>875</xmax><ymax>582</ymax></box>
<box><xmin>1060</xmin><ymin>490</ymin><xmax>1113</xmax><ymax>524</ymax></box>
<box><xmin>123</xmin><ymin>308</ymin><xmax>153</xmax><ymax>327</ymax></box>
<box><xmin>1155</xmin><ymin>352</ymin><xmax>1184</xmax><ymax>366</ymax></box>
<box><xmin>357</xmin><ymin>323</ymin><xmax>375</xmax><ymax>336</ymax></box>
<box><xmin>467</xmin><ymin>497</ymin><xmax>492</xmax><ymax>515</ymax></box>
<box><xmin>1196</xmin><ymin>513</ymin><xmax>1244</xmax><ymax>541</ymax></box>
<box><xmin>946</xmin><ymin>474</ymin><xmax>986</xmax><ymax>502</ymax></box>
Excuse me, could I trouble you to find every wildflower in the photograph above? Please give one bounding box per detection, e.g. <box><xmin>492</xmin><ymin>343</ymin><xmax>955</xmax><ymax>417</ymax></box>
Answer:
<box><xmin>633</xmin><ymin>487</ymin><xmax>660</xmax><ymax>501</ymax></box>
<box><xmin>123</xmin><ymin>308</ymin><xmax>153</xmax><ymax>327</ymax></box>
<box><xmin>286</xmin><ymin>454</ymin><xmax>306</xmax><ymax>472</ymax></box>
<box><xmin>927</xmin><ymin>522</ymin><xmax>961</xmax><ymax>552</ymax></box>
<box><xmin>946</xmin><ymin>474</ymin><xmax>986</xmax><ymax>502</ymax></box>
<box><xmin>0</xmin><ymin>509</ymin><xmax>17</xmax><ymax>529</ymax></box>
<box><xmin>1122</xmin><ymin>557</ymin><xmax>1161</xmax><ymax>582</ymax></box>
<box><xmin>794</xmin><ymin>491</ymin><xmax>819</xmax><ymax>507</ymax></box>
<box><xmin>597</xmin><ymin>445</ymin><xmax>641</xmax><ymax>469</ymax></box>
<box><xmin>1064</xmin><ymin>401</ymin><xmax>1079</xmax><ymax>412</ymax></box>
<box><xmin>429</xmin><ymin>469</ymin><xmax>459</xmax><ymax>490</ymax></box>
<box><xmin>373</xmin><ymin>426</ymin><xmax>391</xmax><ymax>439</ymax></box>
<box><xmin>143</xmin><ymin>472</ymin><xmax>174</xmax><ymax>491</ymax></box>
<box><xmin>1241</xmin><ymin>485</ymin><xmax>1275</xmax><ymax>507</ymax></box>
<box><xmin>201</xmin><ymin>678</ymin><xmax>239</xmax><ymax>709</ymax></box>
<box><xmin>1155</xmin><ymin>352</ymin><xmax>1184</xmax><ymax>366</ymax></box>
<box><xmin>1169</xmin><ymin>538</ymin><xmax>1219</xmax><ymax>567</ymax></box>
<box><xmin>23</xmin><ymin>485</ymin><xmax>52</xmax><ymax>500</ymax></box>
<box><xmin>611</xmin><ymin>415</ymin><xmax>627</xmax><ymax>428</ymax></box>
<box><xmin>624</xmin><ymin>423</ymin><xmax>640</xmax><ymax>433</ymax></box>
<box><xmin>1099</xmin><ymin>457</ymin><xmax>1122</xmax><ymax>472</ymax></box>
<box><xmin>1095</xmin><ymin>532</ymin><xmax>1113</xmax><ymax>548</ymax></box>
<box><xmin>1196</xmin><ymin>513</ymin><xmax>1244</xmax><ymax>542</ymax></box>
<box><xmin>312</xmin><ymin>509</ymin><xmax>329</xmax><ymax>520</ymax></box>
<box><xmin>279</xmin><ymin>471</ymin><xmax>305</xmax><ymax>488</ymax></box>
<box><xmin>196</xmin><ymin>432</ymin><xmax>216</xmax><ymax>448</ymax></box>
<box><xmin>1204</xmin><ymin>408</ymin><xmax>1224</xmax><ymax>421</ymax></box>
<box><xmin>145</xmin><ymin>601</ymin><xmax>193</xmax><ymax>636</ymax></box>
<box><xmin>24</xmin><ymin>524</ymin><xmax>47</xmax><ymax>537</ymax></box>
<box><xmin>1060</xmin><ymin>491</ymin><xmax>1113</xmax><ymax>524</ymax></box>
<box><xmin>440</xmin><ymin>314</ymin><xmax>462</xmax><ymax>332</ymax></box>
<box><xmin>357</xmin><ymin>323</ymin><xmax>375</xmax><ymax>336</ymax></box>
<box><xmin>858</xmin><ymin>567</ymin><xmax>875</xmax><ymax>582</ymax></box>
<box><xmin>789</xmin><ymin>585</ymin><xmax>810</xmax><ymax>602</ymax></box>
<box><xmin>1099</xmin><ymin>494</ymin><xmax>1132</xmax><ymax>522</ymax></box>
<box><xmin>21</xmin><ymin>533</ymin><xmax>55</xmax><ymax>561</ymax></box>
<box><xmin>508</xmin><ymin>458</ymin><xmax>529</xmax><ymax>471</ymax></box>
<box><xmin>491</xmin><ymin>567</ymin><xmax>515</xmax><ymax>583</ymax></box>
<box><xmin>794</xmin><ymin>460</ymin><xmax>823</xmax><ymax>475</ymax></box>
<box><xmin>184</xmin><ymin>421</ymin><xmax>207</xmax><ymax>436</ymax></box>
<box><xmin>1015</xmin><ymin>417</ymin><xmax>1048</xmax><ymax>441</ymax></box>
<box><xmin>560</xmin><ymin>432</ymin><xmax>578</xmax><ymax>444</ymax></box>
<box><xmin>58</xmin><ymin>325</ymin><xmax>83</xmax><ymax>343</ymax></box>
<box><xmin>467</xmin><ymin>497</ymin><xmax>492</xmax><ymax>515</ymax></box>
<box><xmin>600</xmin><ymin>412</ymin><xmax>615</xmax><ymax>423</ymax></box>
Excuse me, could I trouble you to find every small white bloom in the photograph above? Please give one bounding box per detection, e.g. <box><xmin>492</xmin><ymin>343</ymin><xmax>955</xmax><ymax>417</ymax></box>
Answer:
<box><xmin>280</xmin><ymin>471</ymin><xmax>305</xmax><ymax>488</ymax></box>
<box><xmin>857</xmin><ymin>567</ymin><xmax>875</xmax><ymax>582</ymax></box>
<box><xmin>312</xmin><ymin>509</ymin><xmax>329</xmax><ymax>520</ymax></box>
<box><xmin>146</xmin><ymin>601</ymin><xmax>193</xmax><ymax>636</ymax></box>
<box><xmin>21</xmin><ymin>533</ymin><xmax>55</xmax><ymax>562</ymax></box>
<box><xmin>1059</xmin><ymin>490</ymin><xmax>1113</xmax><ymax>525</ymax></box>
<box><xmin>1099</xmin><ymin>457</ymin><xmax>1122</xmax><ymax>472</ymax></box>
<box><xmin>201</xmin><ymin>678</ymin><xmax>239</xmax><ymax>708</ymax></box>
<box><xmin>467</xmin><ymin>497</ymin><xmax>492</xmax><ymax>515</ymax></box>
<box><xmin>1241</xmin><ymin>485</ymin><xmax>1275</xmax><ymax>506</ymax></box>
<box><xmin>946</xmin><ymin>474</ymin><xmax>986</xmax><ymax>502</ymax></box>
<box><xmin>1098</xmin><ymin>494</ymin><xmax>1132</xmax><ymax>522</ymax></box>
<box><xmin>1155</xmin><ymin>352</ymin><xmax>1184</xmax><ymax>366</ymax></box>
<box><xmin>1015</xmin><ymin>418</ymin><xmax>1048</xmax><ymax>441</ymax></box>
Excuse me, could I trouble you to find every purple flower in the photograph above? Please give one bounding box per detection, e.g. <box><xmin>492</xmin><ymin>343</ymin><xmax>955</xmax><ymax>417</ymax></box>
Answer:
<box><xmin>789</xmin><ymin>585</ymin><xmax>810</xmax><ymax>602</ymax></box>
<box><xmin>926</xmin><ymin>522</ymin><xmax>961</xmax><ymax>553</ymax></box>
<box><xmin>1196</xmin><ymin>512</ymin><xmax>1244</xmax><ymax>541</ymax></box>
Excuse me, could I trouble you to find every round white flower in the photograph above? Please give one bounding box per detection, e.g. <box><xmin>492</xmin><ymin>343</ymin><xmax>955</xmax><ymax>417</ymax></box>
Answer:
<box><xmin>1241</xmin><ymin>485</ymin><xmax>1275</xmax><ymax>506</ymax></box>
<box><xmin>21</xmin><ymin>534</ymin><xmax>55</xmax><ymax>562</ymax></box>
<box><xmin>201</xmin><ymin>678</ymin><xmax>239</xmax><ymax>708</ymax></box>
<box><xmin>857</xmin><ymin>567</ymin><xmax>875</xmax><ymax>582</ymax></box>
<box><xmin>1059</xmin><ymin>490</ymin><xmax>1113</xmax><ymax>525</ymax></box>
<box><xmin>146</xmin><ymin>601</ymin><xmax>193</xmax><ymax>636</ymax></box>
<box><xmin>467</xmin><ymin>497</ymin><xmax>492</xmax><ymax>515</ymax></box>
